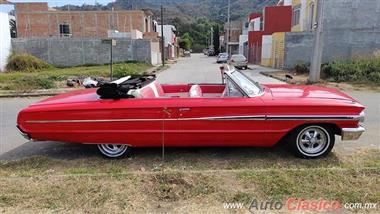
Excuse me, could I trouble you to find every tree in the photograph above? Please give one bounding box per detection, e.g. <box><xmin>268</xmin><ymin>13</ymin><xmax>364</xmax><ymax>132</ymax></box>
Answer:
<box><xmin>213</xmin><ymin>24</ymin><xmax>220</xmax><ymax>55</ymax></box>
<box><xmin>179</xmin><ymin>33</ymin><xmax>193</xmax><ymax>50</ymax></box>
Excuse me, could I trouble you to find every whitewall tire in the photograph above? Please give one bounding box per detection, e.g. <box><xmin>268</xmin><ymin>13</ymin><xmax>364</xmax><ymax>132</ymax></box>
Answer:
<box><xmin>97</xmin><ymin>144</ymin><xmax>130</xmax><ymax>158</ymax></box>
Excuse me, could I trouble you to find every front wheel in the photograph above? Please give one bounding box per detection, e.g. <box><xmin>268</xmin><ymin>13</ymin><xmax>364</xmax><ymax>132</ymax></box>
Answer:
<box><xmin>97</xmin><ymin>144</ymin><xmax>130</xmax><ymax>158</ymax></box>
<box><xmin>289</xmin><ymin>125</ymin><xmax>335</xmax><ymax>158</ymax></box>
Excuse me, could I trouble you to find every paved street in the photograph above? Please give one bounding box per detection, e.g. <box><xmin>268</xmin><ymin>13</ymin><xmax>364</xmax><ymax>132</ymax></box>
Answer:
<box><xmin>0</xmin><ymin>54</ymin><xmax>379</xmax><ymax>159</ymax></box>
<box><xmin>157</xmin><ymin>53</ymin><xmax>284</xmax><ymax>84</ymax></box>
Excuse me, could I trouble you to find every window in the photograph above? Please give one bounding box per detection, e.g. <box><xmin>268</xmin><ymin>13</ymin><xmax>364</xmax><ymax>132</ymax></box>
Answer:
<box><xmin>223</xmin><ymin>77</ymin><xmax>244</xmax><ymax>97</ymax></box>
<box><xmin>59</xmin><ymin>23</ymin><xmax>70</xmax><ymax>37</ymax></box>
<box><xmin>292</xmin><ymin>5</ymin><xmax>301</xmax><ymax>27</ymax></box>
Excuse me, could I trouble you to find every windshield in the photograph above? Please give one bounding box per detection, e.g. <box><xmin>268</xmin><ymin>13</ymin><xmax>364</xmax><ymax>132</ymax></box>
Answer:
<box><xmin>228</xmin><ymin>70</ymin><xmax>263</xmax><ymax>97</ymax></box>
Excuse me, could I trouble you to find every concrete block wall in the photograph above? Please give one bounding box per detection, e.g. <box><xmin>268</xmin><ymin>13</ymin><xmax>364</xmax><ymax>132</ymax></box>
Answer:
<box><xmin>283</xmin><ymin>0</ymin><xmax>380</xmax><ymax>69</ymax></box>
<box><xmin>11</xmin><ymin>38</ymin><xmax>153</xmax><ymax>67</ymax></box>
<box><xmin>283</xmin><ymin>32</ymin><xmax>314</xmax><ymax>68</ymax></box>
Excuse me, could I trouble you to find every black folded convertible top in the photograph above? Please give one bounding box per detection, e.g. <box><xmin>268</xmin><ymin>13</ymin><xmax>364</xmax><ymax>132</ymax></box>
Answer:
<box><xmin>96</xmin><ymin>75</ymin><xmax>156</xmax><ymax>99</ymax></box>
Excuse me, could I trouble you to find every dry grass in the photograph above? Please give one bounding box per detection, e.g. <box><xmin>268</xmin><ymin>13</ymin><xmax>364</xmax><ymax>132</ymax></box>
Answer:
<box><xmin>0</xmin><ymin>149</ymin><xmax>379</xmax><ymax>213</ymax></box>
<box><xmin>0</xmin><ymin>62</ymin><xmax>152</xmax><ymax>91</ymax></box>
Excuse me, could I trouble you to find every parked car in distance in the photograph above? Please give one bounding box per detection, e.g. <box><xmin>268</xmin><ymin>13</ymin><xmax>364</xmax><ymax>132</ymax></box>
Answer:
<box><xmin>228</xmin><ymin>54</ymin><xmax>248</xmax><ymax>69</ymax></box>
<box><xmin>17</xmin><ymin>66</ymin><xmax>365</xmax><ymax>159</ymax></box>
<box><xmin>217</xmin><ymin>53</ymin><xmax>229</xmax><ymax>63</ymax></box>
<box><xmin>207</xmin><ymin>49</ymin><xmax>215</xmax><ymax>56</ymax></box>
<box><xmin>203</xmin><ymin>48</ymin><xmax>209</xmax><ymax>55</ymax></box>
<box><xmin>184</xmin><ymin>50</ymin><xmax>191</xmax><ymax>57</ymax></box>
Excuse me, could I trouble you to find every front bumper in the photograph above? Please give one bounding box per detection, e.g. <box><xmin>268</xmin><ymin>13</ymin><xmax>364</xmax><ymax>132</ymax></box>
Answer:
<box><xmin>16</xmin><ymin>126</ymin><xmax>31</xmax><ymax>140</ymax></box>
<box><xmin>341</xmin><ymin>125</ymin><xmax>365</xmax><ymax>141</ymax></box>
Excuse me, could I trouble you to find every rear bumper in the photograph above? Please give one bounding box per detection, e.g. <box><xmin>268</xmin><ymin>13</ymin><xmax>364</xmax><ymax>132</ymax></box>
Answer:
<box><xmin>16</xmin><ymin>126</ymin><xmax>31</xmax><ymax>140</ymax></box>
<box><xmin>341</xmin><ymin>125</ymin><xmax>365</xmax><ymax>141</ymax></box>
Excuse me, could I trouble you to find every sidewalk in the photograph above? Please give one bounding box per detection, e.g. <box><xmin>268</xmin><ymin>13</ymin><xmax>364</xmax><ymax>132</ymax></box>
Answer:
<box><xmin>244</xmin><ymin>64</ymin><xmax>286</xmax><ymax>84</ymax></box>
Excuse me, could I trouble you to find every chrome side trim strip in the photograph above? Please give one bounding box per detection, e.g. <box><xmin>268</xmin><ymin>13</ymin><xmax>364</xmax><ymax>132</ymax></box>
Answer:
<box><xmin>26</xmin><ymin>118</ymin><xmax>172</xmax><ymax>123</ymax></box>
<box><xmin>25</xmin><ymin>115</ymin><xmax>267</xmax><ymax>123</ymax></box>
<box><xmin>182</xmin><ymin>115</ymin><xmax>266</xmax><ymax>121</ymax></box>
<box><xmin>25</xmin><ymin>114</ymin><xmax>360</xmax><ymax>124</ymax></box>
<box><xmin>266</xmin><ymin>115</ymin><xmax>360</xmax><ymax>121</ymax></box>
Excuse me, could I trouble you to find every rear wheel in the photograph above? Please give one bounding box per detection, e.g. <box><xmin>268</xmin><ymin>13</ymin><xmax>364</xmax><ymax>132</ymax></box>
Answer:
<box><xmin>97</xmin><ymin>144</ymin><xmax>130</xmax><ymax>158</ymax></box>
<box><xmin>289</xmin><ymin>125</ymin><xmax>335</xmax><ymax>158</ymax></box>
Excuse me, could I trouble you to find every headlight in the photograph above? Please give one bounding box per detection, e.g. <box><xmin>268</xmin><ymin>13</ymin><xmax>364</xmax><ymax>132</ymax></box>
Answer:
<box><xmin>359</xmin><ymin>111</ymin><xmax>365</xmax><ymax>123</ymax></box>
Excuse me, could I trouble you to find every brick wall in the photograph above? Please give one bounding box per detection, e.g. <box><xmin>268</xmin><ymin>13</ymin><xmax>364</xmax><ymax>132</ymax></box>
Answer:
<box><xmin>15</xmin><ymin>3</ymin><xmax>153</xmax><ymax>38</ymax></box>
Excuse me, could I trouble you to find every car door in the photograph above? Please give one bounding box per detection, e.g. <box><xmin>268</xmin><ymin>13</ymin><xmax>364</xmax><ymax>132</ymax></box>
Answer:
<box><xmin>174</xmin><ymin>96</ymin><xmax>268</xmax><ymax>147</ymax></box>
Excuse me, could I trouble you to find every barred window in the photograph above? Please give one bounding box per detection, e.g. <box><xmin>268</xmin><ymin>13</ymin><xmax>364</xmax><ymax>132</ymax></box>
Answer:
<box><xmin>59</xmin><ymin>23</ymin><xmax>70</xmax><ymax>37</ymax></box>
<box><xmin>292</xmin><ymin>5</ymin><xmax>301</xmax><ymax>26</ymax></box>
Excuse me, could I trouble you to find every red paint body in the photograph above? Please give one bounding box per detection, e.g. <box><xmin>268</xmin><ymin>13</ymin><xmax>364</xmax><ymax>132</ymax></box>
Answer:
<box><xmin>17</xmin><ymin>83</ymin><xmax>364</xmax><ymax>148</ymax></box>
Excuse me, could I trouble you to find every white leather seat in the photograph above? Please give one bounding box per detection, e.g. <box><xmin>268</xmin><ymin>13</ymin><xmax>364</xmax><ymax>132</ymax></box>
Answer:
<box><xmin>130</xmin><ymin>81</ymin><xmax>165</xmax><ymax>98</ymax></box>
<box><xmin>189</xmin><ymin>85</ymin><xmax>203</xmax><ymax>98</ymax></box>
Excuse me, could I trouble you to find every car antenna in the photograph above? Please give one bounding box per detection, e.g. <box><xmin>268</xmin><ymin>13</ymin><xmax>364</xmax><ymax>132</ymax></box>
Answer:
<box><xmin>162</xmin><ymin>118</ymin><xmax>165</xmax><ymax>160</ymax></box>
<box><xmin>162</xmin><ymin>107</ymin><xmax>171</xmax><ymax>160</ymax></box>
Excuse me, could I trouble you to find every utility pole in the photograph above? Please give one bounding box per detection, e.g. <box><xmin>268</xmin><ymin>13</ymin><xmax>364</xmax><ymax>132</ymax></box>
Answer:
<box><xmin>309</xmin><ymin>0</ymin><xmax>325</xmax><ymax>83</ymax></box>
<box><xmin>226</xmin><ymin>0</ymin><xmax>231</xmax><ymax>55</ymax></box>
<box><xmin>210</xmin><ymin>27</ymin><xmax>214</xmax><ymax>49</ymax></box>
<box><xmin>160</xmin><ymin>5</ymin><xmax>165</xmax><ymax>66</ymax></box>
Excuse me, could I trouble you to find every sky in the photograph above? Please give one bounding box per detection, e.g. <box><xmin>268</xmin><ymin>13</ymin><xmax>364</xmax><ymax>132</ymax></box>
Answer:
<box><xmin>0</xmin><ymin>0</ymin><xmax>113</xmax><ymax>13</ymax></box>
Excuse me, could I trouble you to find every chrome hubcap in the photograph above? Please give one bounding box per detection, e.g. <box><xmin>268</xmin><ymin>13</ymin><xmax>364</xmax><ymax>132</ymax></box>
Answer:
<box><xmin>297</xmin><ymin>127</ymin><xmax>329</xmax><ymax>156</ymax></box>
<box><xmin>98</xmin><ymin>144</ymin><xmax>128</xmax><ymax>158</ymax></box>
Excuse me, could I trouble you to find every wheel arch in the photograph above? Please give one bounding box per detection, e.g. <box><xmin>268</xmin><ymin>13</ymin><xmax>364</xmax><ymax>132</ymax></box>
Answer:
<box><xmin>277</xmin><ymin>122</ymin><xmax>341</xmax><ymax>146</ymax></box>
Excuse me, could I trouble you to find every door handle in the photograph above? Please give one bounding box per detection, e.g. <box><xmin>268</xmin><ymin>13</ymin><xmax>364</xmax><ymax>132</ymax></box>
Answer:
<box><xmin>179</xmin><ymin>108</ymin><xmax>191</xmax><ymax>112</ymax></box>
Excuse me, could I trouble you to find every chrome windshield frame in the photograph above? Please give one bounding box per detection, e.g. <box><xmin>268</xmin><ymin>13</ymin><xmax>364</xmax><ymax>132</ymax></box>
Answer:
<box><xmin>224</xmin><ymin>66</ymin><xmax>264</xmax><ymax>98</ymax></box>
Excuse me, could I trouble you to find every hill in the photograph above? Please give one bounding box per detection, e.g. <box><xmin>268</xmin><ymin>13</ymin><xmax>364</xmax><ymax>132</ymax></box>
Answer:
<box><xmin>57</xmin><ymin>0</ymin><xmax>278</xmax><ymax>23</ymax></box>
<box><xmin>114</xmin><ymin>0</ymin><xmax>278</xmax><ymax>23</ymax></box>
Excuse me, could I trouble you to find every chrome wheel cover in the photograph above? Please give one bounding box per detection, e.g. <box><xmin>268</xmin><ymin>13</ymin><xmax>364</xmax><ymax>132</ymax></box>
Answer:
<box><xmin>97</xmin><ymin>144</ymin><xmax>128</xmax><ymax>158</ymax></box>
<box><xmin>296</xmin><ymin>126</ymin><xmax>330</xmax><ymax>157</ymax></box>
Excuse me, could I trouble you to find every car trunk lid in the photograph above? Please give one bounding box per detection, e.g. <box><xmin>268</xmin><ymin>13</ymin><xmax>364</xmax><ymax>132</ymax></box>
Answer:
<box><xmin>32</xmin><ymin>89</ymin><xmax>99</xmax><ymax>106</ymax></box>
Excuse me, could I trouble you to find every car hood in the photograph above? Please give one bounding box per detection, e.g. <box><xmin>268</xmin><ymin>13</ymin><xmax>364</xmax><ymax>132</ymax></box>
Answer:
<box><xmin>264</xmin><ymin>84</ymin><xmax>358</xmax><ymax>102</ymax></box>
<box><xmin>32</xmin><ymin>89</ymin><xmax>99</xmax><ymax>106</ymax></box>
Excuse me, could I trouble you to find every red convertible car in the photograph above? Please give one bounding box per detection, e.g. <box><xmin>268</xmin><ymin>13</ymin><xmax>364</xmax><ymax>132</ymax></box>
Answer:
<box><xmin>17</xmin><ymin>66</ymin><xmax>365</xmax><ymax>158</ymax></box>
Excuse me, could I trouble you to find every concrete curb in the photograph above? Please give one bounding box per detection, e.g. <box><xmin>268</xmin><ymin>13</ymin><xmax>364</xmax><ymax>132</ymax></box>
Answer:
<box><xmin>259</xmin><ymin>71</ymin><xmax>288</xmax><ymax>83</ymax></box>
<box><xmin>0</xmin><ymin>90</ymin><xmax>75</xmax><ymax>98</ymax></box>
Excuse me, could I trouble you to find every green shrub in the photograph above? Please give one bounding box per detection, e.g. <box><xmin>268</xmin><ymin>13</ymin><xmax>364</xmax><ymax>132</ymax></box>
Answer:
<box><xmin>6</xmin><ymin>53</ymin><xmax>51</xmax><ymax>72</ymax></box>
<box><xmin>11</xmin><ymin>75</ymin><xmax>55</xmax><ymax>91</ymax></box>
<box><xmin>322</xmin><ymin>56</ymin><xmax>380</xmax><ymax>85</ymax></box>
<box><xmin>293</xmin><ymin>62</ymin><xmax>310</xmax><ymax>74</ymax></box>
<box><xmin>113</xmin><ymin>63</ymin><xmax>151</xmax><ymax>78</ymax></box>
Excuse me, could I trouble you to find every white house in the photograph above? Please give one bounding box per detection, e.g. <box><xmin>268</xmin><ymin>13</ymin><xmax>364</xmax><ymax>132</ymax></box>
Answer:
<box><xmin>157</xmin><ymin>25</ymin><xmax>177</xmax><ymax>59</ymax></box>
<box><xmin>0</xmin><ymin>11</ymin><xmax>11</xmax><ymax>72</ymax></box>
